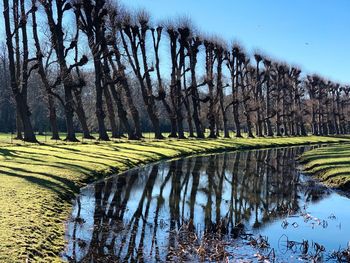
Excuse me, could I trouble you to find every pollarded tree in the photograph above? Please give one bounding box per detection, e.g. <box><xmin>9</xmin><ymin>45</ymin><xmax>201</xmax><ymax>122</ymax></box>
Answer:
<box><xmin>329</xmin><ymin>83</ymin><xmax>340</xmax><ymax>134</ymax></box>
<box><xmin>290</xmin><ymin>68</ymin><xmax>307</xmax><ymax>136</ymax></box>
<box><xmin>31</xmin><ymin>1</ymin><xmax>60</xmax><ymax>140</ymax></box>
<box><xmin>153</xmin><ymin>24</ymin><xmax>178</xmax><ymax>138</ymax></box>
<box><xmin>165</xmin><ymin>23</ymin><xmax>195</xmax><ymax>139</ymax></box>
<box><xmin>324</xmin><ymin>81</ymin><xmax>334</xmax><ymax>135</ymax></box>
<box><xmin>214</xmin><ymin>40</ymin><xmax>230</xmax><ymax>138</ymax></box>
<box><xmin>226</xmin><ymin>44</ymin><xmax>243</xmax><ymax>137</ymax></box>
<box><xmin>168</xmin><ymin>22</ymin><xmax>208</xmax><ymax>139</ymax></box>
<box><xmin>3</xmin><ymin>0</ymin><xmax>37</xmax><ymax>142</ymax></box>
<box><xmin>319</xmin><ymin>79</ymin><xmax>330</xmax><ymax>135</ymax></box>
<box><xmin>281</xmin><ymin>65</ymin><xmax>293</xmax><ymax>136</ymax></box>
<box><xmin>106</xmin><ymin>6</ymin><xmax>143</xmax><ymax>139</ymax></box>
<box><xmin>262</xmin><ymin>58</ymin><xmax>275</xmax><ymax>136</ymax></box>
<box><xmin>39</xmin><ymin>0</ymin><xmax>89</xmax><ymax>141</ymax></box>
<box><xmin>73</xmin><ymin>0</ymin><xmax>110</xmax><ymax>141</ymax></box>
<box><xmin>253</xmin><ymin>53</ymin><xmax>265</xmax><ymax>137</ymax></box>
<box><xmin>0</xmin><ymin>43</ymin><xmax>15</xmax><ymax>132</ymax></box>
<box><xmin>240</xmin><ymin>55</ymin><xmax>256</xmax><ymax>138</ymax></box>
<box><xmin>340</xmin><ymin>86</ymin><xmax>350</xmax><ymax>133</ymax></box>
<box><xmin>178</xmin><ymin>25</ymin><xmax>196</xmax><ymax>138</ymax></box>
<box><xmin>204</xmin><ymin>39</ymin><xmax>217</xmax><ymax>138</ymax></box>
<box><xmin>101</xmin><ymin>56</ymin><xmax>136</xmax><ymax>140</ymax></box>
<box><xmin>273</xmin><ymin>63</ymin><xmax>288</xmax><ymax>136</ymax></box>
<box><xmin>120</xmin><ymin>11</ymin><xmax>164</xmax><ymax>139</ymax></box>
<box><xmin>34</xmin><ymin>2</ymin><xmax>94</xmax><ymax>140</ymax></box>
<box><xmin>70</xmin><ymin>20</ymin><xmax>95</xmax><ymax>140</ymax></box>
<box><xmin>187</xmin><ymin>35</ymin><xmax>206</xmax><ymax>138</ymax></box>
<box><xmin>167</xmin><ymin>25</ymin><xmax>190</xmax><ymax>138</ymax></box>
<box><xmin>306</xmin><ymin>75</ymin><xmax>320</xmax><ymax>135</ymax></box>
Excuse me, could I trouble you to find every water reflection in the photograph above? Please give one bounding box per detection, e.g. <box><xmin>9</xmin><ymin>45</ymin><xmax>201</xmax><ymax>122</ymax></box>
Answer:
<box><xmin>64</xmin><ymin>146</ymin><xmax>333</xmax><ymax>262</ymax></box>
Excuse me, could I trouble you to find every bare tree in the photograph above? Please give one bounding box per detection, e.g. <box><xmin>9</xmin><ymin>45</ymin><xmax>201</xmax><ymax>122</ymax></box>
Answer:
<box><xmin>108</xmin><ymin>7</ymin><xmax>143</xmax><ymax>139</ymax></box>
<box><xmin>262</xmin><ymin>58</ymin><xmax>275</xmax><ymax>136</ymax></box>
<box><xmin>187</xmin><ymin>35</ymin><xmax>205</xmax><ymax>138</ymax></box>
<box><xmin>120</xmin><ymin>11</ymin><xmax>164</xmax><ymax>139</ymax></box>
<box><xmin>73</xmin><ymin>0</ymin><xmax>110</xmax><ymax>140</ymax></box>
<box><xmin>31</xmin><ymin>1</ymin><xmax>61</xmax><ymax>140</ymax></box>
<box><xmin>204</xmin><ymin>39</ymin><xmax>217</xmax><ymax>138</ymax></box>
<box><xmin>3</xmin><ymin>0</ymin><xmax>37</xmax><ymax>142</ymax></box>
<box><xmin>39</xmin><ymin>0</ymin><xmax>89</xmax><ymax>141</ymax></box>
<box><xmin>227</xmin><ymin>45</ymin><xmax>243</xmax><ymax>137</ymax></box>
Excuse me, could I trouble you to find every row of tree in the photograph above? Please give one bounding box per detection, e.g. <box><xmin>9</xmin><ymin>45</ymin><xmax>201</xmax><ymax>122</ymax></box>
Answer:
<box><xmin>1</xmin><ymin>0</ymin><xmax>350</xmax><ymax>142</ymax></box>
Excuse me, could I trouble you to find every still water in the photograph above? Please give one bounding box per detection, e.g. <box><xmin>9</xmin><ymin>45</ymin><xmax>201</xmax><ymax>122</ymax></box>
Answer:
<box><xmin>63</xmin><ymin>146</ymin><xmax>350</xmax><ymax>262</ymax></box>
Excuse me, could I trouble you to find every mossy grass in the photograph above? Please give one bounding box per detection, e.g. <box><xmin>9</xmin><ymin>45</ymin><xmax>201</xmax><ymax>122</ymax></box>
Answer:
<box><xmin>0</xmin><ymin>134</ymin><xmax>349</xmax><ymax>262</ymax></box>
<box><xmin>300</xmin><ymin>143</ymin><xmax>350</xmax><ymax>190</ymax></box>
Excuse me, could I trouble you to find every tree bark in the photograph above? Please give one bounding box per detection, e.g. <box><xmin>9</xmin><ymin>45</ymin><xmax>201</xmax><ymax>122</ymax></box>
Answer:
<box><xmin>73</xmin><ymin>89</ymin><xmax>94</xmax><ymax>139</ymax></box>
<box><xmin>103</xmin><ymin>85</ymin><xmax>119</xmax><ymax>138</ymax></box>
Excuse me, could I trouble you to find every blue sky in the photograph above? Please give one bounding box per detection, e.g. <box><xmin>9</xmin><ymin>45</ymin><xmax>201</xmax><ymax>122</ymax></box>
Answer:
<box><xmin>0</xmin><ymin>1</ymin><xmax>348</xmax><ymax>83</ymax></box>
<box><xmin>122</xmin><ymin>0</ymin><xmax>350</xmax><ymax>84</ymax></box>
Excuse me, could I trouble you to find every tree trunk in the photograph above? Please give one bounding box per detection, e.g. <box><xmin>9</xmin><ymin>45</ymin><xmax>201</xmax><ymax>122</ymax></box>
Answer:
<box><xmin>93</xmin><ymin>59</ymin><xmax>109</xmax><ymax>141</ymax></box>
<box><xmin>216</xmin><ymin>48</ymin><xmax>229</xmax><ymax>138</ymax></box>
<box><xmin>254</xmin><ymin>59</ymin><xmax>264</xmax><ymax>137</ymax></box>
<box><xmin>205</xmin><ymin>42</ymin><xmax>216</xmax><ymax>139</ymax></box>
<box><xmin>15</xmin><ymin>96</ymin><xmax>37</xmax><ymax>142</ymax></box>
<box><xmin>103</xmin><ymin>86</ymin><xmax>119</xmax><ymax>138</ymax></box>
<box><xmin>111</xmin><ymin>46</ymin><xmax>142</xmax><ymax>138</ymax></box>
<box><xmin>108</xmin><ymin>84</ymin><xmax>135</xmax><ymax>140</ymax></box>
<box><xmin>265</xmin><ymin>75</ymin><xmax>274</xmax><ymax>136</ymax></box>
<box><xmin>47</xmin><ymin>94</ymin><xmax>60</xmax><ymax>140</ymax></box>
<box><xmin>63</xmin><ymin>86</ymin><xmax>78</xmax><ymax>142</ymax></box>
<box><xmin>73</xmin><ymin>89</ymin><xmax>94</xmax><ymax>139</ymax></box>
<box><xmin>101</xmin><ymin>55</ymin><xmax>135</xmax><ymax>140</ymax></box>
<box><xmin>15</xmin><ymin>111</ymin><xmax>23</xmax><ymax>139</ymax></box>
<box><xmin>188</xmin><ymin>39</ymin><xmax>205</xmax><ymax>138</ymax></box>
<box><xmin>3</xmin><ymin>0</ymin><xmax>37</xmax><ymax>142</ymax></box>
<box><xmin>232</xmin><ymin>56</ymin><xmax>242</xmax><ymax>138</ymax></box>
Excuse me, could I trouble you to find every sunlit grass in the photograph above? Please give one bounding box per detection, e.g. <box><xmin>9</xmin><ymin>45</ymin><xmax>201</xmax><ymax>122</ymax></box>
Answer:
<box><xmin>0</xmin><ymin>134</ymin><xmax>349</xmax><ymax>262</ymax></box>
<box><xmin>301</xmin><ymin>144</ymin><xmax>350</xmax><ymax>189</ymax></box>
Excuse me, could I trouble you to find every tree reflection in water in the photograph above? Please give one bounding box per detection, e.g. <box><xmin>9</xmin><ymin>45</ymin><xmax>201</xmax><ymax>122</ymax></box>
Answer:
<box><xmin>64</xmin><ymin>146</ymin><xmax>329</xmax><ymax>262</ymax></box>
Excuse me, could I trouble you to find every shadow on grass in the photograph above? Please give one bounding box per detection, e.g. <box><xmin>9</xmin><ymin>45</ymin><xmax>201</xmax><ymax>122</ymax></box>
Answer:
<box><xmin>0</xmin><ymin>169</ymin><xmax>75</xmax><ymax>201</ymax></box>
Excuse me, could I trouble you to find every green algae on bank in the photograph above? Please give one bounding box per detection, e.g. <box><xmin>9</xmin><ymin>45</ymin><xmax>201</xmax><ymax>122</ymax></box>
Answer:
<box><xmin>0</xmin><ymin>135</ymin><xmax>349</xmax><ymax>262</ymax></box>
<box><xmin>300</xmin><ymin>143</ymin><xmax>350</xmax><ymax>190</ymax></box>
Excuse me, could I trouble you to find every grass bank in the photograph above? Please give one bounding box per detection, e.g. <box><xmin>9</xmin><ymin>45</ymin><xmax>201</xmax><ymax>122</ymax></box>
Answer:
<box><xmin>300</xmin><ymin>143</ymin><xmax>350</xmax><ymax>190</ymax></box>
<box><xmin>0</xmin><ymin>135</ymin><xmax>349</xmax><ymax>262</ymax></box>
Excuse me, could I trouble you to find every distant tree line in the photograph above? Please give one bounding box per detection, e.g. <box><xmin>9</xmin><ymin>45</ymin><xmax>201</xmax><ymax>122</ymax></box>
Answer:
<box><xmin>1</xmin><ymin>0</ymin><xmax>349</xmax><ymax>142</ymax></box>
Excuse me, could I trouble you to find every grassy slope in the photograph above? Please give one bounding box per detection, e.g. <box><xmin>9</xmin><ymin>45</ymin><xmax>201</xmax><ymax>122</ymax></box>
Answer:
<box><xmin>0</xmin><ymin>135</ymin><xmax>349</xmax><ymax>262</ymax></box>
<box><xmin>301</xmin><ymin>143</ymin><xmax>350</xmax><ymax>190</ymax></box>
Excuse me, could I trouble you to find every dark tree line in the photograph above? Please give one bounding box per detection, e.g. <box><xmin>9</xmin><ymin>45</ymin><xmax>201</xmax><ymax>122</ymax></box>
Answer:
<box><xmin>1</xmin><ymin>0</ymin><xmax>350</xmax><ymax>142</ymax></box>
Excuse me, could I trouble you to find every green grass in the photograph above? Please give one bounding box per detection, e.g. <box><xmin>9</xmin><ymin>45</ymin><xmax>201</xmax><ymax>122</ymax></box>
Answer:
<box><xmin>0</xmin><ymin>134</ymin><xmax>349</xmax><ymax>262</ymax></box>
<box><xmin>300</xmin><ymin>143</ymin><xmax>350</xmax><ymax>190</ymax></box>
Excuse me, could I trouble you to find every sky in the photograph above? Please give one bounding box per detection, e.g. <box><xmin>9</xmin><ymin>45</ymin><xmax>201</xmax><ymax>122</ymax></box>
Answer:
<box><xmin>0</xmin><ymin>1</ymin><xmax>348</xmax><ymax>84</ymax></box>
<box><xmin>121</xmin><ymin>0</ymin><xmax>350</xmax><ymax>84</ymax></box>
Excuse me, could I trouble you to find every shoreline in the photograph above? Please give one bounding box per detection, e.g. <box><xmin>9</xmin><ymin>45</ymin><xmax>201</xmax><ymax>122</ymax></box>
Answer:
<box><xmin>0</xmin><ymin>136</ymin><xmax>349</xmax><ymax>262</ymax></box>
<box><xmin>300</xmin><ymin>143</ymin><xmax>350</xmax><ymax>191</ymax></box>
